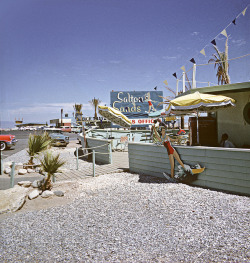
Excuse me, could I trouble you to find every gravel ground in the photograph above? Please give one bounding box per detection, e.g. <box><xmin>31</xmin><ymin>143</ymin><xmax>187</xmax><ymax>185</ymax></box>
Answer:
<box><xmin>1</xmin><ymin>172</ymin><xmax>250</xmax><ymax>262</ymax></box>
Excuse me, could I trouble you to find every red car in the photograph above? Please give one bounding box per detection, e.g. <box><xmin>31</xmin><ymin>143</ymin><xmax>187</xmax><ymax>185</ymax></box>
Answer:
<box><xmin>0</xmin><ymin>134</ymin><xmax>17</xmax><ymax>150</ymax></box>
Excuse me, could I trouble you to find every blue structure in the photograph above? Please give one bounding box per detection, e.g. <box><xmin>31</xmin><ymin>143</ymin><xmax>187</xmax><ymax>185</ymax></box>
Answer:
<box><xmin>110</xmin><ymin>91</ymin><xmax>163</xmax><ymax>127</ymax></box>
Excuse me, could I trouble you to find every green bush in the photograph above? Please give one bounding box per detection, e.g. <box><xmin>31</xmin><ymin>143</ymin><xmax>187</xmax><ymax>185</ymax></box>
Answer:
<box><xmin>39</xmin><ymin>151</ymin><xmax>65</xmax><ymax>191</ymax></box>
<box><xmin>27</xmin><ymin>133</ymin><xmax>51</xmax><ymax>165</ymax></box>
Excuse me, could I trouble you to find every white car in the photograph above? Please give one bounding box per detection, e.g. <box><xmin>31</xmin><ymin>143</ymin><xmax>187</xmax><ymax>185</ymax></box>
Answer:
<box><xmin>77</xmin><ymin>132</ymin><xmax>83</xmax><ymax>144</ymax></box>
<box><xmin>71</xmin><ymin>127</ymin><xmax>81</xmax><ymax>133</ymax></box>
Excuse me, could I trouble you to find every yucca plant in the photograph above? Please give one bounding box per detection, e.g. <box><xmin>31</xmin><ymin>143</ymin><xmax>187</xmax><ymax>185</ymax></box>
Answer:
<box><xmin>27</xmin><ymin>133</ymin><xmax>51</xmax><ymax>165</ymax></box>
<box><xmin>43</xmin><ymin>131</ymin><xmax>51</xmax><ymax>142</ymax></box>
<box><xmin>39</xmin><ymin>151</ymin><xmax>66</xmax><ymax>191</ymax></box>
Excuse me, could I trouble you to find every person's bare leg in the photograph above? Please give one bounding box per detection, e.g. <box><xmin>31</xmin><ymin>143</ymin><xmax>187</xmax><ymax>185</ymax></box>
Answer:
<box><xmin>173</xmin><ymin>150</ymin><xmax>185</xmax><ymax>169</ymax></box>
<box><xmin>168</xmin><ymin>154</ymin><xmax>175</xmax><ymax>178</ymax></box>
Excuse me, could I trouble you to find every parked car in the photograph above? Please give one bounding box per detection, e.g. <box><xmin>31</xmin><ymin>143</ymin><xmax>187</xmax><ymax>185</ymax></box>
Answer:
<box><xmin>71</xmin><ymin>126</ymin><xmax>81</xmax><ymax>133</ymax></box>
<box><xmin>77</xmin><ymin>132</ymin><xmax>83</xmax><ymax>144</ymax></box>
<box><xmin>0</xmin><ymin>134</ymin><xmax>18</xmax><ymax>150</ymax></box>
<box><xmin>46</xmin><ymin>129</ymin><xmax>69</xmax><ymax>147</ymax></box>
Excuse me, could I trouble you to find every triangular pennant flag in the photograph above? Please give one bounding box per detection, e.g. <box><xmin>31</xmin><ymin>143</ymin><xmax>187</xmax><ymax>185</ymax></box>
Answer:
<box><xmin>172</xmin><ymin>73</ymin><xmax>177</xmax><ymax>78</ymax></box>
<box><xmin>232</xmin><ymin>19</ymin><xmax>236</xmax><ymax>25</ymax></box>
<box><xmin>221</xmin><ymin>29</ymin><xmax>227</xmax><ymax>38</ymax></box>
<box><xmin>190</xmin><ymin>58</ymin><xmax>196</xmax><ymax>64</ymax></box>
<box><xmin>163</xmin><ymin>80</ymin><xmax>168</xmax><ymax>86</ymax></box>
<box><xmin>154</xmin><ymin>86</ymin><xmax>157</xmax><ymax>90</ymax></box>
<box><xmin>211</xmin><ymin>39</ymin><xmax>217</xmax><ymax>46</ymax></box>
<box><xmin>242</xmin><ymin>7</ymin><xmax>247</xmax><ymax>16</ymax></box>
<box><xmin>200</xmin><ymin>49</ymin><xmax>206</xmax><ymax>56</ymax></box>
<box><xmin>180</xmin><ymin>66</ymin><xmax>186</xmax><ymax>72</ymax></box>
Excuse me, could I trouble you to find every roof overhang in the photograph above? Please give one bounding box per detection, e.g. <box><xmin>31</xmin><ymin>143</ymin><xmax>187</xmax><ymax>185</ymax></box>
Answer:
<box><xmin>177</xmin><ymin>82</ymin><xmax>250</xmax><ymax>97</ymax></box>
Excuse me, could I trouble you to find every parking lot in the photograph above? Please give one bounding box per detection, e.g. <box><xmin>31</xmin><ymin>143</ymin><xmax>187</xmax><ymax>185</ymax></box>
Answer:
<box><xmin>1</xmin><ymin>130</ymin><xmax>77</xmax><ymax>159</ymax></box>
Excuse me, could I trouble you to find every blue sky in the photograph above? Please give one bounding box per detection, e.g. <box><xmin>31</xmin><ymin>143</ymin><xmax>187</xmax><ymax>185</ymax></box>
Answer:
<box><xmin>0</xmin><ymin>0</ymin><xmax>249</xmax><ymax>127</ymax></box>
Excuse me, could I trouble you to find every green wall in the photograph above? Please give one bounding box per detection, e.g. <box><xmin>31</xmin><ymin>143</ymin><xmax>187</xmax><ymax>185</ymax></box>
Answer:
<box><xmin>217</xmin><ymin>91</ymin><xmax>250</xmax><ymax>147</ymax></box>
<box><xmin>129</xmin><ymin>142</ymin><xmax>250</xmax><ymax>195</ymax></box>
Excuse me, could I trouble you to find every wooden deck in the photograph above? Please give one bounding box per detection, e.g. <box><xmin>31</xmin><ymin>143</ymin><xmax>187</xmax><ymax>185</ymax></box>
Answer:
<box><xmin>56</xmin><ymin>151</ymin><xmax>129</xmax><ymax>182</ymax></box>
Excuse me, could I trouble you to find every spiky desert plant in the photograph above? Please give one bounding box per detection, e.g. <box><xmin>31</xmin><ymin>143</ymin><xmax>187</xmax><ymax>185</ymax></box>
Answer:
<box><xmin>208</xmin><ymin>38</ymin><xmax>230</xmax><ymax>85</ymax></box>
<box><xmin>43</xmin><ymin>131</ymin><xmax>51</xmax><ymax>142</ymax></box>
<box><xmin>27</xmin><ymin>133</ymin><xmax>51</xmax><ymax>165</ymax></box>
<box><xmin>73</xmin><ymin>103</ymin><xmax>83</xmax><ymax>113</ymax></box>
<box><xmin>74</xmin><ymin>103</ymin><xmax>83</xmax><ymax>125</ymax></box>
<box><xmin>89</xmin><ymin>97</ymin><xmax>101</xmax><ymax>119</ymax></box>
<box><xmin>39</xmin><ymin>151</ymin><xmax>66</xmax><ymax>191</ymax></box>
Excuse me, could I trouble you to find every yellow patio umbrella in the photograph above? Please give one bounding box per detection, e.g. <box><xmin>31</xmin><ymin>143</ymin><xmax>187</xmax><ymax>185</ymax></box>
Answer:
<box><xmin>165</xmin><ymin>92</ymin><xmax>236</xmax><ymax>144</ymax></box>
<box><xmin>98</xmin><ymin>106</ymin><xmax>132</xmax><ymax>128</ymax></box>
<box><xmin>165</xmin><ymin>92</ymin><xmax>235</xmax><ymax>114</ymax></box>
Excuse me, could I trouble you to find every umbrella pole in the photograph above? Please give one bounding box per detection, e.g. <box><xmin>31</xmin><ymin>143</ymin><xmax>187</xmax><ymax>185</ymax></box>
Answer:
<box><xmin>196</xmin><ymin>110</ymin><xmax>199</xmax><ymax>145</ymax></box>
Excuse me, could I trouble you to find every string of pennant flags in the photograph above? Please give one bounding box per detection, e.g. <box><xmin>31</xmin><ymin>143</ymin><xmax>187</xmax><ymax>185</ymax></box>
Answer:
<box><xmin>162</xmin><ymin>5</ymin><xmax>249</xmax><ymax>85</ymax></box>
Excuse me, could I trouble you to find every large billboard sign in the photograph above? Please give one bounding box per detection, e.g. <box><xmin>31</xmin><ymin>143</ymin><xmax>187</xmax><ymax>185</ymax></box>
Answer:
<box><xmin>110</xmin><ymin>91</ymin><xmax>163</xmax><ymax>123</ymax></box>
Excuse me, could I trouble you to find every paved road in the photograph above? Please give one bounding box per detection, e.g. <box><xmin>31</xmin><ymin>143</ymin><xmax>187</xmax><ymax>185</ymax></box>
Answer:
<box><xmin>0</xmin><ymin>131</ymin><xmax>78</xmax><ymax>190</ymax></box>
<box><xmin>1</xmin><ymin>130</ymin><xmax>77</xmax><ymax>159</ymax></box>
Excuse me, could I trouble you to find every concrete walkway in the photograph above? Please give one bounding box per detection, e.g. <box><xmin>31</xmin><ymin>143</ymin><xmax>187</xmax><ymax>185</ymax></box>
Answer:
<box><xmin>0</xmin><ymin>145</ymin><xmax>129</xmax><ymax>189</ymax></box>
<box><xmin>56</xmin><ymin>151</ymin><xmax>129</xmax><ymax>182</ymax></box>
<box><xmin>0</xmin><ymin>175</ymin><xmax>44</xmax><ymax>191</ymax></box>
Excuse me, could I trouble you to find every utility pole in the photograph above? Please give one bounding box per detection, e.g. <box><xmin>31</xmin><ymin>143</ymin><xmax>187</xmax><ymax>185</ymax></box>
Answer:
<box><xmin>61</xmin><ymin>109</ymin><xmax>63</xmax><ymax>128</ymax></box>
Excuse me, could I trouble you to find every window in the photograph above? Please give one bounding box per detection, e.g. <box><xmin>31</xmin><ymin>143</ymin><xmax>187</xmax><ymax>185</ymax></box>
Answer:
<box><xmin>243</xmin><ymin>102</ymin><xmax>250</xmax><ymax>124</ymax></box>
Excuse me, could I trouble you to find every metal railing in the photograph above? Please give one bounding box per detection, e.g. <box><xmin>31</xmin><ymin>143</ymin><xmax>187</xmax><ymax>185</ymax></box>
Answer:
<box><xmin>1</xmin><ymin>142</ymin><xmax>112</xmax><ymax>188</ymax></box>
<box><xmin>0</xmin><ymin>153</ymin><xmax>16</xmax><ymax>188</ymax></box>
<box><xmin>75</xmin><ymin>142</ymin><xmax>112</xmax><ymax>177</ymax></box>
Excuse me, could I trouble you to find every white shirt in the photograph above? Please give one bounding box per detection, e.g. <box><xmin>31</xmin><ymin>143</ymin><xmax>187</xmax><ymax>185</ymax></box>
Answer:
<box><xmin>221</xmin><ymin>140</ymin><xmax>235</xmax><ymax>148</ymax></box>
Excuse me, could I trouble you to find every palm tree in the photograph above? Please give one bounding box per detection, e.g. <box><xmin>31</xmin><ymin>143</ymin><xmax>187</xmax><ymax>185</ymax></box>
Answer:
<box><xmin>73</xmin><ymin>103</ymin><xmax>82</xmax><ymax>113</ymax></box>
<box><xmin>73</xmin><ymin>103</ymin><xmax>83</xmax><ymax>125</ymax></box>
<box><xmin>39</xmin><ymin>151</ymin><xmax>65</xmax><ymax>191</ymax></box>
<box><xmin>208</xmin><ymin>38</ymin><xmax>230</xmax><ymax>85</ymax></box>
<box><xmin>89</xmin><ymin>97</ymin><xmax>101</xmax><ymax>119</ymax></box>
<box><xmin>27</xmin><ymin>133</ymin><xmax>51</xmax><ymax>165</ymax></box>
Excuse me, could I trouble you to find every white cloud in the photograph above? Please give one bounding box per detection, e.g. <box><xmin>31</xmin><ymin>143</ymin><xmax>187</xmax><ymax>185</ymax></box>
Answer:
<box><xmin>191</xmin><ymin>31</ymin><xmax>199</xmax><ymax>36</ymax></box>
<box><xmin>1</xmin><ymin>101</ymin><xmax>115</xmax><ymax>124</ymax></box>
<box><xmin>1</xmin><ymin>102</ymin><xmax>93</xmax><ymax>122</ymax></box>
<box><xmin>231</xmin><ymin>39</ymin><xmax>246</xmax><ymax>46</ymax></box>
<box><xmin>162</xmin><ymin>56</ymin><xmax>177</xmax><ymax>60</ymax></box>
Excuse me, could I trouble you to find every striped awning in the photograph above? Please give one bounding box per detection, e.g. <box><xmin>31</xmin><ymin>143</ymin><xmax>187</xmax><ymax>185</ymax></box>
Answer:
<box><xmin>98</xmin><ymin>106</ymin><xmax>132</xmax><ymax>128</ymax></box>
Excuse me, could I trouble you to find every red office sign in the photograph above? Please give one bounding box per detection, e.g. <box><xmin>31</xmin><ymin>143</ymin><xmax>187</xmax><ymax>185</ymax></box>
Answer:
<box><xmin>130</xmin><ymin>118</ymin><xmax>155</xmax><ymax>125</ymax></box>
